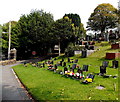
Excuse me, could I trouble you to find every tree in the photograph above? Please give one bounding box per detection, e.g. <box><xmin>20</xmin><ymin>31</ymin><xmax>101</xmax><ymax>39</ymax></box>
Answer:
<box><xmin>87</xmin><ymin>3</ymin><xmax>118</xmax><ymax>33</ymax></box>
<box><xmin>63</xmin><ymin>13</ymin><xmax>86</xmax><ymax>38</ymax></box>
<box><xmin>16</xmin><ymin>10</ymin><xmax>54</xmax><ymax>59</ymax></box>
<box><xmin>50</xmin><ymin>18</ymin><xmax>74</xmax><ymax>55</ymax></box>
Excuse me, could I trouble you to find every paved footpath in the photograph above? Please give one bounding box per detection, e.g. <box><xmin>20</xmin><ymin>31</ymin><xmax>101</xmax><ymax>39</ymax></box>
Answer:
<box><xmin>1</xmin><ymin>61</ymin><xmax>33</xmax><ymax>102</ymax></box>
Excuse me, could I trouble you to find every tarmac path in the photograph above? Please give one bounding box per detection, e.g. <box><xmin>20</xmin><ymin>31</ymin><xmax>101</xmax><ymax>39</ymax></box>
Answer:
<box><xmin>1</xmin><ymin>61</ymin><xmax>33</xmax><ymax>102</ymax></box>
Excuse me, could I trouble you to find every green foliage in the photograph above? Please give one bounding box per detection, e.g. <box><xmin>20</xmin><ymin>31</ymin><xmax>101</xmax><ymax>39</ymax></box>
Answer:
<box><xmin>64</xmin><ymin>13</ymin><xmax>81</xmax><ymax>27</ymax></box>
<box><xmin>63</xmin><ymin>13</ymin><xmax>86</xmax><ymax>38</ymax></box>
<box><xmin>51</xmin><ymin>18</ymin><xmax>73</xmax><ymax>42</ymax></box>
<box><xmin>65</xmin><ymin>43</ymin><xmax>84</xmax><ymax>57</ymax></box>
<box><xmin>65</xmin><ymin>43</ymin><xmax>75</xmax><ymax>57</ymax></box>
<box><xmin>16</xmin><ymin>10</ymin><xmax>54</xmax><ymax>59</ymax></box>
<box><xmin>50</xmin><ymin>18</ymin><xmax>75</xmax><ymax>53</ymax></box>
<box><xmin>87</xmin><ymin>3</ymin><xmax>118</xmax><ymax>32</ymax></box>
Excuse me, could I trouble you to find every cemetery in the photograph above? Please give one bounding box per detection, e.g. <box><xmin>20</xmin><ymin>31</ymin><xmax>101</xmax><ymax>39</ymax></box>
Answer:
<box><xmin>1</xmin><ymin>1</ymin><xmax>120</xmax><ymax>101</ymax></box>
<box><xmin>12</xmin><ymin>41</ymin><xmax>119</xmax><ymax>101</ymax></box>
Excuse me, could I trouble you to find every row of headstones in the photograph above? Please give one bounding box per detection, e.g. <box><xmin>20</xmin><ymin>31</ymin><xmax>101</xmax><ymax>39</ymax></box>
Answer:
<box><xmin>24</xmin><ymin>58</ymin><xmax>119</xmax><ymax>70</ymax></box>
<box><xmin>100</xmin><ymin>60</ymin><xmax>119</xmax><ymax>75</ymax></box>
<box><xmin>23</xmin><ymin>58</ymin><xmax>119</xmax><ymax>84</ymax></box>
<box><xmin>47</xmin><ymin>59</ymin><xmax>119</xmax><ymax>77</ymax></box>
<box><xmin>23</xmin><ymin>58</ymin><xmax>119</xmax><ymax>79</ymax></box>
<box><xmin>47</xmin><ymin>59</ymin><xmax>95</xmax><ymax>83</ymax></box>
<box><xmin>47</xmin><ymin>59</ymin><xmax>89</xmax><ymax>80</ymax></box>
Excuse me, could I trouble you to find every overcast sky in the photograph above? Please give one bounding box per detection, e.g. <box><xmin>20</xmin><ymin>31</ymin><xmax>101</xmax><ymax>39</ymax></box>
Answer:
<box><xmin>0</xmin><ymin>0</ymin><xmax>118</xmax><ymax>28</ymax></box>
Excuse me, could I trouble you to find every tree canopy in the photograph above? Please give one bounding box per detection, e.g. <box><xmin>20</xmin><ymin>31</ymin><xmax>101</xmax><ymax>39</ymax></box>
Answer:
<box><xmin>1</xmin><ymin>10</ymin><xmax>86</xmax><ymax>59</ymax></box>
<box><xmin>87</xmin><ymin>3</ymin><xmax>118</xmax><ymax>33</ymax></box>
<box><xmin>16</xmin><ymin>10</ymin><xmax>54</xmax><ymax>58</ymax></box>
<box><xmin>63</xmin><ymin>13</ymin><xmax>86</xmax><ymax>38</ymax></box>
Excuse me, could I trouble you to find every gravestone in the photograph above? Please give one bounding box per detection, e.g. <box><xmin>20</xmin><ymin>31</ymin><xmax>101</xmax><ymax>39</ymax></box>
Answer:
<box><xmin>51</xmin><ymin>61</ymin><xmax>54</xmax><ymax>64</ymax></box>
<box><xmin>100</xmin><ymin>66</ymin><xmax>106</xmax><ymax>75</ymax></box>
<box><xmin>60</xmin><ymin>61</ymin><xmax>62</xmax><ymax>66</ymax></box>
<box><xmin>63</xmin><ymin>62</ymin><xmax>66</xmax><ymax>67</ymax></box>
<box><xmin>72</xmin><ymin>64</ymin><xmax>76</xmax><ymax>69</ymax></box>
<box><xmin>68</xmin><ymin>58</ymin><xmax>70</xmax><ymax>63</ymax></box>
<box><xmin>85</xmin><ymin>45</ymin><xmax>89</xmax><ymax>49</ymax></box>
<box><xmin>64</xmin><ymin>67</ymin><xmax>68</xmax><ymax>73</ymax></box>
<box><xmin>112</xmin><ymin>60</ymin><xmax>119</xmax><ymax>68</ymax></box>
<box><xmin>87</xmin><ymin>74</ymin><xmax>95</xmax><ymax>80</ymax></box>
<box><xmin>62</xmin><ymin>58</ymin><xmax>64</xmax><ymax>62</ymax></box>
<box><xmin>81</xmin><ymin>50</ymin><xmax>87</xmax><ymax>58</ymax></box>
<box><xmin>70</xmin><ymin>67</ymin><xmax>74</xmax><ymax>73</ymax></box>
<box><xmin>74</xmin><ymin>59</ymin><xmax>78</xmax><ymax>63</ymax></box>
<box><xmin>102</xmin><ymin>61</ymin><xmax>109</xmax><ymax>67</ymax></box>
<box><xmin>111</xmin><ymin>43</ymin><xmax>120</xmax><ymax>49</ymax></box>
<box><xmin>89</xmin><ymin>45</ymin><xmax>94</xmax><ymax>50</ymax></box>
<box><xmin>77</xmin><ymin>68</ymin><xmax>83</xmax><ymax>73</ymax></box>
<box><xmin>43</xmin><ymin>63</ymin><xmax>45</xmax><ymax>67</ymax></box>
<box><xmin>83</xmin><ymin>65</ymin><xmax>88</xmax><ymax>71</ymax></box>
<box><xmin>74</xmin><ymin>50</ymin><xmax>81</xmax><ymax>55</ymax></box>
<box><xmin>54</xmin><ymin>64</ymin><xmax>58</xmax><ymax>70</ymax></box>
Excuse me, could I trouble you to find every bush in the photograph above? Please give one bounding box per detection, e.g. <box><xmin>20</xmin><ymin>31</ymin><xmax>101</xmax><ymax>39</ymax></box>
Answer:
<box><xmin>65</xmin><ymin>43</ymin><xmax>84</xmax><ymax>57</ymax></box>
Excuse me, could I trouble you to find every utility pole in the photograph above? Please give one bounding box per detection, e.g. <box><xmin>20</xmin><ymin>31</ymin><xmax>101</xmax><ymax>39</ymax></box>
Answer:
<box><xmin>8</xmin><ymin>21</ymin><xmax>11</xmax><ymax>60</ymax></box>
<box><xmin>118</xmin><ymin>0</ymin><xmax>120</xmax><ymax>34</ymax></box>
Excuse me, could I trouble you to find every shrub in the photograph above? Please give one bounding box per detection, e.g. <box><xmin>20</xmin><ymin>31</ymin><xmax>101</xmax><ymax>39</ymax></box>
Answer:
<box><xmin>65</xmin><ymin>43</ymin><xmax>84</xmax><ymax>57</ymax></box>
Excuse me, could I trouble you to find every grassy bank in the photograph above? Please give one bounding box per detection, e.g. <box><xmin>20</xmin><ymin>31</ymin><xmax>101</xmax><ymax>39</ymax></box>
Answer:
<box><xmin>13</xmin><ymin>42</ymin><xmax>119</xmax><ymax>101</ymax></box>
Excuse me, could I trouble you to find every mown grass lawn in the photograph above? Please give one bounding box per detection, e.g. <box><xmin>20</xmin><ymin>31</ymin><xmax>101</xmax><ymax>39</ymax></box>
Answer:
<box><xmin>13</xmin><ymin>42</ymin><xmax>119</xmax><ymax>101</ymax></box>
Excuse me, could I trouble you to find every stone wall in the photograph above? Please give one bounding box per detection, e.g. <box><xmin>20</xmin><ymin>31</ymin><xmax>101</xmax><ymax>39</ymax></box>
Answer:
<box><xmin>0</xmin><ymin>59</ymin><xmax>16</xmax><ymax>66</ymax></box>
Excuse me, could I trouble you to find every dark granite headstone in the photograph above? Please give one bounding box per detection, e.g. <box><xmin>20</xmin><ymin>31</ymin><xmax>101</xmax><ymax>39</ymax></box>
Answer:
<box><xmin>102</xmin><ymin>61</ymin><xmax>109</xmax><ymax>67</ymax></box>
<box><xmin>68</xmin><ymin>58</ymin><xmax>70</xmax><ymax>63</ymax></box>
<box><xmin>70</xmin><ymin>67</ymin><xmax>74</xmax><ymax>73</ymax></box>
<box><xmin>85</xmin><ymin>45</ymin><xmax>89</xmax><ymax>49</ymax></box>
<box><xmin>83</xmin><ymin>65</ymin><xmax>88</xmax><ymax>71</ymax></box>
<box><xmin>81</xmin><ymin>50</ymin><xmax>87</xmax><ymax>58</ymax></box>
<box><xmin>72</xmin><ymin>64</ymin><xmax>76</xmax><ymax>69</ymax></box>
<box><xmin>64</xmin><ymin>67</ymin><xmax>68</xmax><ymax>73</ymax></box>
<box><xmin>51</xmin><ymin>61</ymin><xmax>54</xmax><ymax>64</ymax></box>
<box><xmin>74</xmin><ymin>59</ymin><xmax>78</xmax><ymax>63</ymax></box>
<box><xmin>77</xmin><ymin>68</ymin><xmax>83</xmax><ymax>73</ymax></box>
<box><xmin>100</xmin><ymin>66</ymin><xmax>106</xmax><ymax>74</ymax></box>
<box><xmin>43</xmin><ymin>63</ymin><xmax>45</xmax><ymax>67</ymax></box>
<box><xmin>60</xmin><ymin>61</ymin><xmax>62</xmax><ymax>66</ymax></box>
<box><xmin>87</xmin><ymin>74</ymin><xmax>95</xmax><ymax>79</ymax></box>
<box><xmin>63</xmin><ymin>62</ymin><xmax>66</xmax><ymax>67</ymax></box>
<box><xmin>112</xmin><ymin>60</ymin><xmax>119</xmax><ymax>68</ymax></box>
<box><xmin>89</xmin><ymin>46</ymin><xmax>94</xmax><ymax>50</ymax></box>
<box><xmin>54</xmin><ymin>64</ymin><xmax>58</xmax><ymax>70</ymax></box>
<box><xmin>62</xmin><ymin>58</ymin><xmax>64</xmax><ymax>62</ymax></box>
